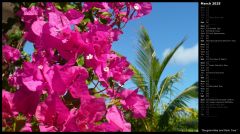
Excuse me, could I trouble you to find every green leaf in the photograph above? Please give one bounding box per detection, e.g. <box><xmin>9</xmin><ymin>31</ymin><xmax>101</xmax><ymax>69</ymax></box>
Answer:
<box><xmin>15</xmin><ymin>113</ymin><xmax>26</xmax><ymax>131</ymax></box>
<box><xmin>8</xmin><ymin>30</ymin><xmax>22</xmax><ymax>41</ymax></box>
<box><xmin>64</xmin><ymin>4</ymin><xmax>76</xmax><ymax>12</ymax></box>
<box><xmin>86</xmin><ymin>80</ymin><xmax>91</xmax><ymax>85</ymax></box>
<box><xmin>21</xmin><ymin>51</ymin><xmax>31</xmax><ymax>62</ymax></box>
<box><xmin>99</xmin><ymin>18</ymin><xmax>108</xmax><ymax>24</ymax></box>
<box><xmin>31</xmin><ymin>116</ymin><xmax>40</xmax><ymax>132</ymax></box>
<box><xmin>92</xmin><ymin>7</ymin><xmax>100</xmax><ymax>12</ymax></box>
<box><xmin>84</xmin><ymin>11</ymin><xmax>94</xmax><ymax>23</ymax></box>
<box><xmin>77</xmin><ymin>55</ymin><xmax>84</xmax><ymax>66</ymax></box>
<box><xmin>82</xmin><ymin>18</ymin><xmax>91</xmax><ymax>25</ymax></box>
<box><xmin>101</xmin><ymin>12</ymin><xmax>112</xmax><ymax>17</ymax></box>
<box><xmin>55</xmin><ymin>3</ymin><xmax>62</xmax><ymax>10</ymax></box>
<box><xmin>29</xmin><ymin>2</ymin><xmax>36</xmax><ymax>7</ymax></box>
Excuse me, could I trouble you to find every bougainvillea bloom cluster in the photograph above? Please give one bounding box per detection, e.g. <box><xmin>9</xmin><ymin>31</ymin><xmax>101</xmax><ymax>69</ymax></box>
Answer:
<box><xmin>2</xmin><ymin>2</ymin><xmax>152</xmax><ymax>132</ymax></box>
<box><xmin>2</xmin><ymin>45</ymin><xmax>21</xmax><ymax>63</ymax></box>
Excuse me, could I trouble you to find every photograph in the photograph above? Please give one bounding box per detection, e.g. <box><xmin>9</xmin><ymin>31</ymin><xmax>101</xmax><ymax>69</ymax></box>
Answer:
<box><xmin>1</xmin><ymin>1</ymin><xmax>238</xmax><ymax>133</ymax></box>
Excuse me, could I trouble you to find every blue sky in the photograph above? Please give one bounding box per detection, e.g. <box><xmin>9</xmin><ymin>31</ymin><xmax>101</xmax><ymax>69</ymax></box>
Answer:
<box><xmin>23</xmin><ymin>2</ymin><xmax>198</xmax><ymax>109</ymax></box>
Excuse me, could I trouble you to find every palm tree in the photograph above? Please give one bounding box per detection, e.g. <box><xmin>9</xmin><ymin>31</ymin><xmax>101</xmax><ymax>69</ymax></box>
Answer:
<box><xmin>129</xmin><ymin>27</ymin><xmax>198</xmax><ymax>131</ymax></box>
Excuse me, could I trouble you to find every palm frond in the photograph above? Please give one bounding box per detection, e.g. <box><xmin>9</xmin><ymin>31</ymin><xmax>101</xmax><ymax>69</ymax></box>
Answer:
<box><xmin>158</xmin><ymin>37</ymin><xmax>187</xmax><ymax>81</ymax></box>
<box><xmin>136</xmin><ymin>27</ymin><xmax>156</xmax><ymax>83</ymax></box>
<box><xmin>173</xmin><ymin>107</ymin><xmax>198</xmax><ymax>118</ymax></box>
<box><xmin>130</xmin><ymin>64</ymin><xmax>149</xmax><ymax>98</ymax></box>
<box><xmin>138</xmin><ymin>27</ymin><xmax>155</xmax><ymax>57</ymax></box>
<box><xmin>136</xmin><ymin>28</ymin><xmax>163</xmax><ymax>106</ymax></box>
<box><xmin>158</xmin><ymin>82</ymin><xmax>198</xmax><ymax>129</ymax></box>
<box><xmin>156</xmin><ymin>71</ymin><xmax>182</xmax><ymax>107</ymax></box>
<box><xmin>150</xmin><ymin>56</ymin><xmax>161</xmax><ymax>101</ymax></box>
<box><xmin>136</xmin><ymin>47</ymin><xmax>151</xmax><ymax>81</ymax></box>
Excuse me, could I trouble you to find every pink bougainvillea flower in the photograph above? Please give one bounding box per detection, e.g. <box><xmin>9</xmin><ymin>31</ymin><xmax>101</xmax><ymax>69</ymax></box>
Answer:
<box><xmin>38</xmin><ymin>23</ymin><xmax>64</xmax><ymax>49</ymax></box>
<box><xmin>48</xmin><ymin>12</ymin><xmax>70</xmax><ymax>31</ymax></box>
<box><xmin>68</xmin><ymin>68</ymin><xmax>90</xmax><ymax>99</ymax></box>
<box><xmin>57</xmin><ymin>30</ymin><xmax>83</xmax><ymax>61</ymax></box>
<box><xmin>65</xmin><ymin>9</ymin><xmax>84</xmax><ymax>25</ymax></box>
<box><xmin>22</xmin><ymin>76</ymin><xmax>43</xmax><ymax>92</ymax></box>
<box><xmin>79</xmin><ymin>97</ymin><xmax>106</xmax><ymax>123</ymax></box>
<box><xmin>50</xmin><ymin>65</ymin><xmax>75</xmax><ymax>95</ymax></box>
<box><xmin>22</xmin><ymin>62</ymin><xmax>44</xmax><ymax>81</ymax></box>
<box><xmin>2</xmin><ymin>90</ymin><xmax>14</xmax><ymax>119</ymax></box>
<box><xmin>108</xmin><ymin>2</ymin><xmax>125</xmax><ymax>9</ymax></box>
<box><xmin>35</xmin><ymin>93</ymin><xmax>69</xmax><ymax>131</ymax></box>
<box><xmin>94</xmin><ymin>62</ymin><xmax>110</xmax><ymax>88</ymax></box>
<box><xmin>47</xmin><ymin>12</ymin><xmax>72</xmax><ymax>43</ymax></box>
<box><xmin>86</xmin><ymin>20</ymin><xmax>116</xmax><ymax>44</ymax></box>
<box><xmin>45</xmin><ymin>2</ymin><xmax>62</xmax><ymax>14</ymax></box>
<box><xmin>68</xmin><ymin>75</ymin><xmax>90</xmax><ymax>99</ymax></box>
<box><xmin>95</xmin><ymin>55</ymin><xmax>134</xmax><ymax>87</ymax></box>
<box><xmin>108</xmin><ymin>2</ymin><xmax>125</xmax><ymax>15</ymax></box>
<box><xmin>2</xmin><ymin>45</ymin><xmax>21</xmax><ymax>63</ymax></box>
<box><xmin>39</xmin><ymin>125</ymin><xmax>58</xmax><ymax>132</ymax></box>
<box><xmin>31</xmin><ymin>49</ymin><xmax>59</xmax><ymax>65</ymax></box>
<box><xmin>63</xmin><ymin>97</ymin><xmax>106</xmax><ymax>132</ymax></box>
<box><xmin>50</xmin><ymin>65</ymin><xmax>89</xmax><ymax>97</ymax></box>
<box><xmin>82</xmin><ymin>50</ymin><xmax>108</xmax><ymax>78</ymax></box>
<box><xmin>8</xmin><ymin>61</ymin><xmax>46</xmax><ymax>92</ymax></box>
<box><xmin>4</xmin><ymin>2</ymin><xmax>153</xmax><ymax>132</ymax></box>
<box><xmin>17</xmin><ymin>6</ymin><xmax>44</xmax><ymax>44</ymax></box>
<box><xmin>61</xmin><ymin>108</ymin><xmax>79</xmax><ymax>132</ymax></box>
<box><xmin>110</xmin><ymin>28</ymin><xmax>123</xmax><ymax>41</ymax></box>
<box><xmin>29</xmin><ymin>11</ymin><xmax>72</xmax><ymax>52</ymax></box>
<box><xmin>118</xmin><ymin>89</ymin><xmax>149</xmax><ymax>118</ymax></box>
<box><xmin>16</xmin><ymin>6</ymin><xmax>44</xmax><ymax>30</ymax></box>
<box><xmin>80</xmin><ymin>43</ymin><xmax>99</xmax><ymax>69</ymax></box>
<box><xmin>8</xmin><ymin>69</ymin><xmax>23</xmax><ymax>88</ymax></box>
<box><xmin>13</xmin><ymin>60</ymin><xmax>48</xmax><ymax>92</ymax></box>
<box><xmin>83</xmin><ymin>2</ymin><xmax>110</xmax><ymax>12</ymax></box>
<box><xmin>20</xmin><ymin>123</ymin><xmax>32</xmax><ymax>132</ymax></box>
<box><xmin>93</xmin><ymin>122</ymin><xmax>119</xmax><ymax>132</ymax></box>
<box><xmin>25</xmin><ymin>20</ymin><xmax>46</xmax><ymax>44</ymax></box>
<box><xmin>12</xmin><ymin>87</ymin><xmax>42</xmax><ymax>115</ymax></box>
<box><xmin>130</xmin><ymin>2</ymin><xmax>152</xmax><ymax>19</ymax></box>
<box><xmin>106</xmin><ymin>105</ymin><xmax>131</xmax><ymax>132</ymax></box>
<box><xmin>109</xmin><ymin>56</ymin><xmax>134</xmax><ymax>85</ymax></box>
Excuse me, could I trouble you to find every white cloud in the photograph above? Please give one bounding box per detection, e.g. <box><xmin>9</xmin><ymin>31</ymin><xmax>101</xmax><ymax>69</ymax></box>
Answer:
<box><xmin>162</xmin><ymin>44</ymin><xmax>198</xmax><ymax>65</ymax></box>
